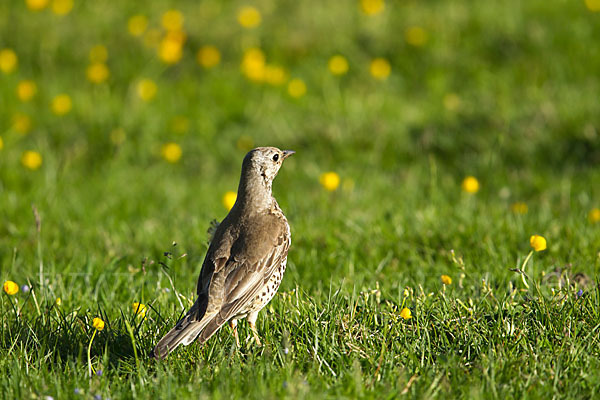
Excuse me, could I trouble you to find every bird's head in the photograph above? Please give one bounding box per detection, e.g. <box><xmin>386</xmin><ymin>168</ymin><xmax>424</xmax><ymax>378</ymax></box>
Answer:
<box><xmin>242</xmin><ymin>147</ymin><xmax>295</xmax><ymax>188</ymax></box>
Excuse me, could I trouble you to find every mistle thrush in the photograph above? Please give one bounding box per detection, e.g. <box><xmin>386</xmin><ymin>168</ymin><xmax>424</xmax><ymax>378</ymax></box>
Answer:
<box><xmin>154</xmin><ymin>147</ymin><xmax>294</xmax><ymax>359</ymax></box>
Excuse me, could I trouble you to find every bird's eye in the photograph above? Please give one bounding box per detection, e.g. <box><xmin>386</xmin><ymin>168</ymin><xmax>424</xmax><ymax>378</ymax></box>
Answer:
<box><xmin>272</xmin><ymin>154</ymin><xmax>279</xmax><ymax>162</ymax></box>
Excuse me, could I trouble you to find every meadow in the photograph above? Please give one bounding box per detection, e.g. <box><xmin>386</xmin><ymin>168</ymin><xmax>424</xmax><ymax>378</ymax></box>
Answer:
<box><xmin>1</xmin><ymin>0</ymin><xmax>600</xmax><ymax>398</ymax></box>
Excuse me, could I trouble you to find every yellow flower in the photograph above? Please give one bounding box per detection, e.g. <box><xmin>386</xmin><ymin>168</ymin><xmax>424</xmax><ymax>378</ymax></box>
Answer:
<box><xmin>403</xmin><ymin>289</ymin><xmax>409</xmax><ymax>298</ymax></box>
<box><xmin>223</xmin><ymin>191</ymin><xmax>237</xmax><ymax>211</ymax></box>
<box><xmin>92</xmin><ymin>317</ymin><xmax>105</xmax><ymax>331</ymax></box>
<box><xmin>128</xmin><ymin>15</ymin><xmax>148</xmax><ymax>37</ymax></box>
<box><xmin>237</xmin><ymin>6</ymin><xmax>261</xmax><ymax>28</ymax></box>
<box><xmin>21</xmin><ymin>150</ymin><xmax>43</xmax><ymax>170</ymax></box>
<box><xmin>197</xmin><ymin>45</ymin><xmax>221</xmax><ymax>68</ymax></box>
<box><xmin>161</xmin><ymin>142</ymin><xmax>182</xmax><ymax>163</ymax></box>
<box><xmin>12</xmin><ymin>113</ymin><xmax>32</xmax><ymax>134</ymax></box>
<box><xmin>511</xmin><ymin>202</ymin><xmax>528</xmax><ymax>214</ymax></box>
<box><xmin>529</xmin><ymin>235</ymin><xmax>547</xmax><ymax>252</ymax></box>
<box><xmin>86</xmin><ymin>63</ymin><xmax>109</xmax><ymax>84</ymax></box>
<box><xmin>264</xmin><ymin>65</ymin><xmax>287</xmax><ymax>86</ymax></box>
<box><xmin>162</xmin><ymin>9</ymin><xmax>184</xmax><ymax>31</ymax></box>
<box><xmin>405</xmin><ymin>26</ymin><xmax>428</xmax><ymax>47</ymax></box>
<box><xmin>17</xmin><ymin>80</ymin><xmax>37</xmax><ymax>101</ymax></box>
<box><xmin>328</xmin><ymin>55</ymin><xmax>349</xmax><ymax>76</ymax></box>
<box><xmin>51</xmin><ymin>94</ymin><xmax>72</xmax><ymax>115</ymax></box>
<box><xmin>589</xmin><ymin>208</ymin><xmax>600</xmax><ymax>223</ymax></box>
<box><xmin>171</xmin><ymin>116</ymin><xmax>189</xmax><ymax>134</ymax></box>
<box><xmin>0</xmin><ymin>136</ymin><xmax>3</xmax><ymax>150</ymax></box>
<box><xmin>55</xmin><ymin>297</ymin><xmax>62</xmax><ymax>306</ymax></box>
<box><xmin>51</xmin><ymin>0</ymin><xmax>73</xmax><ymax>15</ymax></box>
<box><xmin>287</xmin><ymin>78</ymin><xmax>307</xmax><ymax>98</ymax></box>
<box><xmin>443</xmin><ymin>93</ymin><xmax>461</xmax><ymax>111</ymax></box>
<box><xmin>89</xmin><ymin>45</ymin><xmax>108</xmax><ymax>63</ymax></box>
<box><xmin>0</xmin><ymin>48</ymin><xmax>18</xmax><ymax>74</ymax></box>
<box><xmin>110</xmin><ymin>128</ymin><xmax>126</xmax><ymax>145</ymax></box>
<box><xmin>400</xmin><ymin>307</ymin><xmax>412</xmax><ymax>320</ymax></box>
<box><xmin>360</xmin><ymin>0</ymin><xmax>384</xmax><ymax>15</ymax></box>
<box><xmin>370</xmin><ymin>57</ymin><xmax>391</xmax><ymax>80</ymax></box>
<box><xmin>461</xmin><ymin>176</ymin><xmax>479</xmax><ymax>194</ymax></box>
<box><xmin>132</xmin><ymin>302</ymin><xmax>147</xmax><ymax>318</ymax></box>
<box><xmin>137</xmin><ymin>79</ymin><xmax>157</xmax><ymax>101</ymax></box>
<box><xmin>241</xmin><ymin>47</ymin><xmax>266</xmax><ymax>82</ymax></box>
<box><xmin>441</xmin><ymin>275</ymin><xmax>452</xmax><ymax>285</ymax></box>
<box><xmin>320</xmin><ymin>172</ymin><xmax>340</xmax><ymax>191</ymax></box>
<box><xmin>236</xmin><ymin>135</ymin><xmax>254</xmax><ymax>152</ymax></box>
<box><xmin>158</xmin><ymin>36</ymin><xmax>183</xmax><ymax>64</ymax></box>
<box><xmin>3</xmin><ymin>280</ymin><xmax>19</xmax><ymax>295</ymax></box>
<box><xmin>586</xmin><ymin>0</ymin><xmax>600</xmax><ymax>12</ymax></box>
<box><xmin>26</xmin><ymin>0</ymin><xmax>49</xmax><ymax>11</ymax></box>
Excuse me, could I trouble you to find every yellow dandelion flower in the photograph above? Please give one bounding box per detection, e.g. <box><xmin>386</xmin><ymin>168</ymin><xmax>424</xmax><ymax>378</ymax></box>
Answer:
<box><xmin>441</xmin><ymin>274</ymin><xmax>452</xmax><ymax>285</ymax></box>
<box><xmin>132</xmin><ymin>302</ymin><xmax>147</xmax><ymax>318</ymax></box>
<box><xmin>287</xmin><ymin>78</ymin><xmax>307</xmax><ymax>98</ymax></box>
<box><xmin>110</xmin><ymin>128</ymin><xmax>126</xmax><ymax>145</ymax></box>
<box><xmin>26</xmin><ymin>0</ymin><xmax>49</xmax><ymax>11</ymax></box>
<box><xmin>223</xmin><ymin>191</ymin><xmax>237</xmax><ymax>211</ymax></box>
<box><xmin>320</xmin><ymin>171</ymin><xmax>340</xmax><ymax>191</ymax></box>
<box><xmin>0</xmin><ymin>136</ymin><xmax>3</xmax><ymax>150</ymax></box>
<box><xmin>236</xmin><ymin>135</ymin><xmax>254</xmax><ymax>152</ymax></box>
<box><xmin>51</xmin><ymin>94</ymin><xmax>72</xmax><ymax>115</ymax></box>
<box><xmin>17</xmin><ymin>80</ymin><xmax>37</xmax><ymax>101</ymax></box>
<box><xmin>360</xmin><ymin>0</ymin><xmax>384</xmax><ymax>15</ymax></box>
<box><xmin>370</xmin><ymin>57</ymin><xmax>391</xmax><ymax>80</ymax></box>
<box><xmin>241</xmin><ymin>47</ymin><xmax>266</xmax><ymax>82</ymax></box>
<box><xmin>237</xmin><ymin>6</ymin><xmax>261</xmax><ymax>28</ymax></box>
<box><xmin>171</xmin><ymin>116</ymin><xmax>189</xmax><ymax>134</ymax></box>
<box><xmin>529</xmin><ymin>235</ymin><xmax>547</xmax><ymax>252</ymax></box>
<box><xmin>86</xmin><ymin>63</ymin><xmax>109</xmax><ymax>84</ymax></box>
<box><xmin>586</xmin><ymin>0</ymin><xmax>600</xmax><ymax>12</ymax></box>
<box><xmin>197</xmin><ymin>45</ymin><xmax>221</xmax><ymax>68</ymax></box>
<box><xmin>162</xmin><ymin>9</ymin><xmax>184</xmax><ymax>31</ymax></box>
<box><xmin>55</xmin><ymin>297</ymin><xmax>62</xmax><ymax>306</ymax></box>
<box><xmin>21</xmin><ymin>150</ymin><xmax>43</xmax><ymax>170</ymax></box>
<box><xmin>511</xmin><ymin>202</ymin><xmax>528</xmax><ymax>214</ymax></box>
<box><xmin>12</xmin><ymin>113</ymin><xmax>32</xmax><ymax>134</ymax></box>
<box><xmin>161</xmin><ymin>142</ymin><xmax>182</xmax><ymax>163</ymax></box>
<box><xmin>92</xmin><ymin>317</ymin><xmax>105</xmax><ymax>331</ymax></box>
<box><xmin>137</xmin><ymin>79</ymin><xmax>157</xmax><ymax>101</ymax></box>
<box><xmin>400</xmin><ymin>307</ymin><xmax>412</xmax><ymax>320</ymax></box>
<box><xmin>51</xmin><ymin>0</ymin><xmax>73</xmax><ymax>15</ymax></box>
<box><xmin>89</xmin><ymin>45</ymin><xmax>108</xmax><ymax>63</ymax></box>
<box><xmin>443</xmin><ymin>93</ymin><xmax>461</xmax><ymax>111</ymax></box>
<box><xmin>264</xmin><ymin>64</ymin><xmax>287</xmax><ymax>86</ymax></box>
<box><xmin>128</xmin><ymin>15</ymin><xmax>148</xmax><ymax>37</ymax></box>
<box><xmin>0</xmin><ymin>48</ymin><xmax>18</xmax><ymax>74</ymax></box>
<box><xmin>143</xmin><ymin>29</ymin><xmax>162</xmax><ymax>48</ymax></box>
<box><xmin>3</xmin><ymin>280</ymin><xmax>19</xmax><ymax>295</ymax></box>
<box><xmin>328</xmin><ymin>55</ymin><xmax>348</xmax><ymax>76</ymax></box>
<box><xmin>589</xmin><ymin>208</ymin><xmax>600</xmax><ymax>223</ymax></box>
<box><xmin>158</xmin><ymin>36</ymin><xmax>183</xmax><ymax>64</ymax></box>
<box><xmin>461</xmin><ymin>176</ymin><xmax>479</xmax><ymax>194</ymax></box>
<box><xmin>405</xmin><ymin>26</ymin><xmax>428</xmax><ymax>47</ymax></box>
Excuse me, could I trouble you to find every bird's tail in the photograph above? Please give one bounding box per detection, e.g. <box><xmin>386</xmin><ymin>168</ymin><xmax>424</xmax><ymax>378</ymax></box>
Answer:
<box><xmin>153</xmin><ymin>305</ymin><xmax>213</xmax><ymax>359</ymax></box>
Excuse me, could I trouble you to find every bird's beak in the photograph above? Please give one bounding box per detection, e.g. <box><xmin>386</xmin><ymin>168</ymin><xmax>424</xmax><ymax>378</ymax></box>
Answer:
<box><xmin>282</xmin><ymin>150</ymin><xmax>295</xmax><ymax>160</ymax></box>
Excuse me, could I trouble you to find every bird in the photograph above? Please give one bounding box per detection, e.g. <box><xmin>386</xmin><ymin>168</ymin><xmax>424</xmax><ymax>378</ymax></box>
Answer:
<box><xmin>154</xmin><ymin>146</ymin><xmax>294</xmax><ymax>359</ymax></box>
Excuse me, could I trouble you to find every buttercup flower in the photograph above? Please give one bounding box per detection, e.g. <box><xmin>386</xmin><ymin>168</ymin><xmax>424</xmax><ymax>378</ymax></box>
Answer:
<box><xmin>197</xmin><ymin>45</ymin><xmax>221</xmax><ymax>68</ymax></box>
<box><xmin>586</xmin><ymin>0</ymin><xmax>600</xmax><ymax>12</ymax></box>
<box><xmin>241</xmin><ymin>47</ymin><xmax>266</xmax><ymax>82</ymax></box>
<box><xmin>158</xmin><ymin>36</ymin><xmax>183</xmax><ymax>64</ymax></box>
<box><xmin>320</xmin><ymin>172</ymin><xmax>340</xmax><ymax>191</ymax></box>
<box><xmin>223</xmin><ymin>191</ymin><xmax>237</xmax><ymax>211</ymax></box>
<box><xmin>128</xmin><ymin>15</ymin><xmax>148</xmax><ymax>37</ymax></box>
<box><xmin>55</xmin><ymin>298</ymin><xmax>62</xmax><ymax>306</ymax></box>
<box><xmin>132</xmin><ymin>302</ymin><xmax>147</xmax><ymax>318</ymax></box>
<box><xmin>26</xmin><ymin>0</ymin><xmax>49</xmax><ymax>11</ymax></box>
<box><xmin>370</xmin><ymin>57</ymin><xmax>391</xmax><ymax>80</ymax></box>
<box><xmin>441</xmin><ymin>275</ymin><xmax>452</xmax><ymax>285</ymax></box>
<box><xmin>86</xmin><ymin>63</ymin><xmax>109</xmax><ymax>84</ymax></box>
<box><xmin>328</xmin><ymin>55</ymin><xmax>348</xmax><ymax>76</ymax></box>
<box><xmin>0</xmin><ymin>48</ymin><xmax>18</xmax><ymax>74</ymax></box>
<box><xmin>162</xmin><ymin>10</ymin><xmax>184</xmax><ymax>31</ymax></box>
<box><xmin>237</xmin><ymin>6</ymin><xmax>261</xmax><ymax>28</ymax></box>
<box><xmin>405</xmin><ymin>26</ymin><xmax>428</xmax><ymax>47</ymax></box>
<box><xmin>400</xmin><ymin>307</ymin><xmax>412</xmax><ymax>320</ymax></box>
<box><xmin>17</xmin><ymin>80</ymin><xmax>37</xmax><ymax>101</ymax></box>
<box><xmin>3</xmin><ymin>280</ymin><xmax>19</xmax><ymax>295</ymax></box>
<box><xmin>21</xmin><ymin>150</ymin><xmax>43</xmax><ymax>170</ymax></box>
<box><xmin>287</xmin><ymin>78</ymin><xmax>307</xmax><ymax>98</ymax></box>
<box><xmin>360</xmin><ymin>0</ymin><xmax>384</xmax><ymax>16</ymax></box>
<box><xmin>588</xmin><ymin>208</ymin><xmax>600</xmax><ymax>223</ymax></box>
<box><xmin>461</xmin><ymin>176</ymin><xmax>479</xmax><ymax>194</ymax></box>
<box><xmin>264</xmin><ymin>65</ymin><xmax>287</xmax><ymax>86</ymax></box>
<box><xmin>51</xmin><ymin>0</ymin><xmax>73</xmax><ymax>15</ymax></box>
<box><xmin>51</xmin><ymin>94</ymin><xmax>72</xmax><ymax>115</ymax></box>
<box><xmin>529</xmin><ymin>235</ymin><xmax>547</xmax><ymax>252</ymax></box>
<box><xmin>92</xmin><ymin>317</ymin><xmax>105</xmax><ymax>331</ymax></box>
<box><xmin>161</xmin><ymin>142</ymin><xmax>182</xmax><ymax>163</ymax></box>
<box><xmin>137</xmin><ymin>79</ymin><xmax>157</xmax><ymax>101</ymax></box>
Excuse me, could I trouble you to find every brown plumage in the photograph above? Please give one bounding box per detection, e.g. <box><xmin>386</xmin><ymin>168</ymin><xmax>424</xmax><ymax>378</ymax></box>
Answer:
<box><xmin>154</xmin><ymin>147</ymin><xmax>294</xmax><ymax>359</ymax></box>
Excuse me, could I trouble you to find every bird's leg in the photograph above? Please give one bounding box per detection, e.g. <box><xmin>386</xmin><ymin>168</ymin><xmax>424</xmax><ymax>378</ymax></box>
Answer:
<box><xmin>249</xmin><ymin>321</ymin><xmax>262</xmax><ymax>346</ymax></box>
<box><xmin>229</xmin><ymin>320</ymin><xmax>240</xmax><ymax>347</ymax></box>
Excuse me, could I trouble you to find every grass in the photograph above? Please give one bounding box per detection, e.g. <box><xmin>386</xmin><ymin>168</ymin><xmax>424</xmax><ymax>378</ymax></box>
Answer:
<box><xmin>2</xmin><ymin>0</ymin><xmax>600</xmax><ymax>398</ymax></box>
